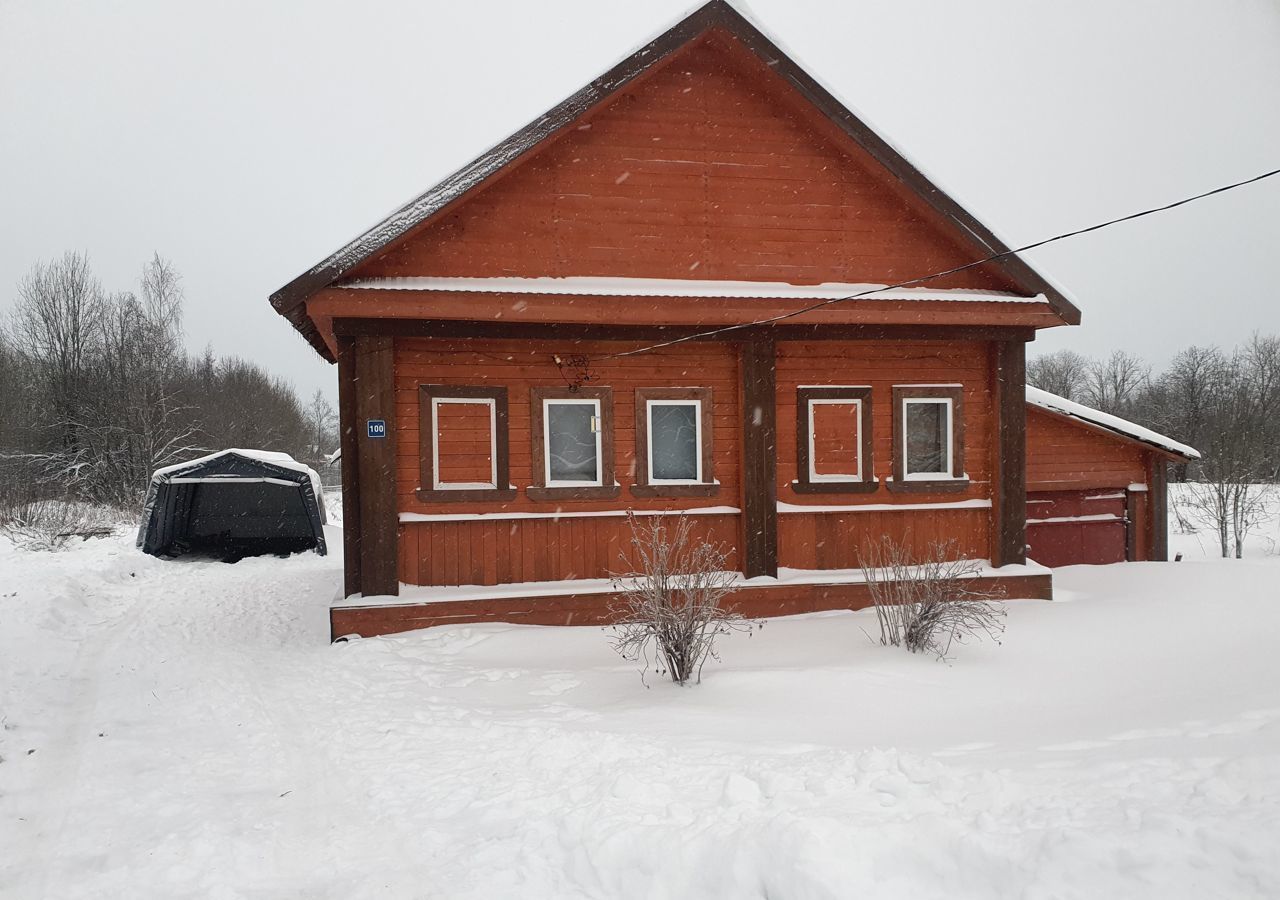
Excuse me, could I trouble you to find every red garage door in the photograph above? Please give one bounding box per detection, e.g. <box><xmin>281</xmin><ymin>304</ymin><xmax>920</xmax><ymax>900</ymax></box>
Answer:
<box><xmin>1026</xmin><ymin>490</ymin><xmax>1128</xmax><ymax>567</ymax></box>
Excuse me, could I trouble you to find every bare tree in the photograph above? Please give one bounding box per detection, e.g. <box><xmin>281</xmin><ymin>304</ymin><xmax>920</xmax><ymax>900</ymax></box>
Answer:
<box><xmin>305</xmin><ymin>389</ymin><xmax>338</xmax><ymax>461</ymax></box>
<box><xmin>1083</xmin><ymin>350</ymin><xmax>1150</xmax><ymax>415</ymax></box>
<box><xmin>1183</xmin><ymin>348</ymin><xmax>1274</xmax><ymax>558</ymax></box>
<box><xmin>859</xmin><ymin>537</ymin><xmax>1006</xmax><ymax>660</ymax></box>
<box><xmin>1027</xmin><ymin>349</ymin><xmax>1090</xmax><ymax>400</ymax></box>
<box><xmin>609</xmin><ymin>513</ymin><xmax>755</xmax><ymax>685</ymax></box>
<box><xmin>9</xmin><ymin>252</ymin><xmax>106</xmax><ymax>452</ymax></box>
<box><xmin>1149</xmin><ymin>346</ymin><xmax>1223</xmax><ymax>480</ymax></box>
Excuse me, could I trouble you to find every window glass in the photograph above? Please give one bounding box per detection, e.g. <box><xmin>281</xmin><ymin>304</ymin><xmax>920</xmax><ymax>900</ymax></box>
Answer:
<box><xmin>810</xmin><ymin>400</ymin><xmax>861</xmax><ymax>479</ymax></box>
<box><xmin>904</xmin><ymin>400</ymin><xmax>949</xmax><ymax>475</ymax></box>
<box><xmin>434</xmin><ymin>400</ymin><xmax>495</xmax><ymax>488</ymax></box>
<box><xmin>649</xmin><ymin>402</ymin><xmax>699</xmax><ymax>481</ymax></box>
<box><xmin>546</xmin><ymin>401</ymin><xmax>599</xmax><ymax>484</ymax></box>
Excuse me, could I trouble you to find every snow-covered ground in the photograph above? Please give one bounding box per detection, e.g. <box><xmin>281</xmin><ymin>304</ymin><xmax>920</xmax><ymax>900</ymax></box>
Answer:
<box><xmin>2</xmin><ymin>502</ymin><xmax>1279</xmax><ymax>898</ymax></box>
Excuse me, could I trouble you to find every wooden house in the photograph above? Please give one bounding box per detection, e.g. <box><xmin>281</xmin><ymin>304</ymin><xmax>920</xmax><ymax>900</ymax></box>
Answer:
<box><xmin>268</xmin><ymin>1</ymin><xmax>1190</xmax><ymax>638</ymax></box>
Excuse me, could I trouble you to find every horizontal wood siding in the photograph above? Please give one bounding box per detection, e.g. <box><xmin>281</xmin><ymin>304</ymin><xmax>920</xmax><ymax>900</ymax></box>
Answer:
<box><xmin>774</xmin><ymin>340</ymin><xmax>994</xmax><ymax>567</ymax></box>
<box><xmin>349</xmin><ymin>34</ymin><xmax>1019</xmax><ymax>294</ymax></box>
<box><xmin>1025</xmin><ymin>407</ymin><xmax>1148</xmax><ymax>490</ymax></box>
<box><xmin>394</xmin><ymin>337</ymin><xmax>741</xmax><ymax>585</ymax></box>
<box><xmin>776</xmin><ymin>340</ymin><xmax>993</xmax><ymax>502</ymax></box>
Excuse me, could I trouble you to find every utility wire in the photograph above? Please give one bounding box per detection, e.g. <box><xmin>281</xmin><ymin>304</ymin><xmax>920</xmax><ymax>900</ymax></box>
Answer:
<box><xmin>601</xmin><ymin>165</ymin><xmax>1280</xmax><ymax>359</ymax></box>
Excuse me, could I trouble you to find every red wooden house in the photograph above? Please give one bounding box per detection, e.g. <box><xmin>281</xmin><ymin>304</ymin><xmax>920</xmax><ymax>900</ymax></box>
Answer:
<box><xmin>269</xmin><ymin>1</ymin><xmax>1191</xmax><ymax>638</ymax></box>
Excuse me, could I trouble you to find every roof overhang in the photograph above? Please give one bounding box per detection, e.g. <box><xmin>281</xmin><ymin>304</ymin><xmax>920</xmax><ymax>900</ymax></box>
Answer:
<box><xmin>1026</xmin><ymin>386</ymin><xmax>1200</xmax><ymax>462</ymax></box>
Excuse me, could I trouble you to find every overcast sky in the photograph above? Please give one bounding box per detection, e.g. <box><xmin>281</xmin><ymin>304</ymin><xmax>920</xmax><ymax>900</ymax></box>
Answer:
<box><xmin>2</xmin><ymin>0</ymin><xmax>1278</xmax><ymax>401</ymax></box>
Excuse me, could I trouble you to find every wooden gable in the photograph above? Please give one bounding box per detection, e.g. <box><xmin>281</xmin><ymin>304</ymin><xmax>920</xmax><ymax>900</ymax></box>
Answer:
<box><xmin>348</xmin><ymin>32</ymin><xmax>1019</xmax><ymax>291</ymax></box>
<box><xmin>272</xmin><ymin>0</ymin><xmax>1080</xmax><ymax>359</ymax></box>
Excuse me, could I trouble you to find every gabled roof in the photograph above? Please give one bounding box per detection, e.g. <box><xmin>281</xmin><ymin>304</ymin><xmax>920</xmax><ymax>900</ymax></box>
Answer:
<box><xmin>270</xmin><ymin>0</ymin><xmax>1082</xmax><ymax>360</ymax></box>
<box><xmin>1026</xmin><ymin>386</ymin><xmax>1200</xmax><ymax>461</ymax></box>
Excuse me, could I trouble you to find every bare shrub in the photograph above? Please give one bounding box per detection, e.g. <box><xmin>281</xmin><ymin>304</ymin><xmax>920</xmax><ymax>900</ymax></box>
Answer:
<box><xmin>609</xmin><ymin>512</ymin><xmax>755</xmax><ymax>685</ymax></box>
<box><xmin>859</xmin><ymin>537</ymin><xmax>1006</xmax><ymax>660</ymax></box>
<box><xmin>0</xmin><ymin>500</ymin><xmax>117</xmax><ymax>551</ymax></box>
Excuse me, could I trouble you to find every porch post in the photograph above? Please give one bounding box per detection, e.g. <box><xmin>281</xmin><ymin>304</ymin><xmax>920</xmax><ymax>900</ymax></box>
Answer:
<box><xmin>354</xmin><ymin>335</ymin><xmax>399</xmax><ymax>596</ymax></box>
<box><xmin>992</xmin><ymin>339</ymin><xmax>1027</xmax><ymax>567</ymax></box>
<box><xmin>1149</xmin><ymin>457</ymin><xmax>1169</xmax><ymax>561</ymax></box>
<box><xmin>336</xmin><ymin>335</ymin><xmax>362</xmax><ymax>597</ymax></box>
<box><xmin>741</xmin><ymin>334</ymin><xmax>778</xmax><ymax>578</ymax></box>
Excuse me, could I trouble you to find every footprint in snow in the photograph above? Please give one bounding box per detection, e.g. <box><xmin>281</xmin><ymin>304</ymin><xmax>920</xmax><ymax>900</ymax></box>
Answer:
<box><xmin>529</xmin><ymin>674</ymin><xmax>581</xmax><ymax>696</ymax></box>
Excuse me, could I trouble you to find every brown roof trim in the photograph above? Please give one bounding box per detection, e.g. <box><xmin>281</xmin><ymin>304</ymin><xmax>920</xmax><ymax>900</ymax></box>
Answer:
<box><xmin>270</xmin><ymin>0</ymin><xmax>1082</xmax><ymax>360</ymax></box>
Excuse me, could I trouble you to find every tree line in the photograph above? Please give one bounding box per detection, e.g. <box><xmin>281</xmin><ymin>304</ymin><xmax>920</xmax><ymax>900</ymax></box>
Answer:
<box><xmin>0</xmin><ymin>252</ymin><xmax>337</xmax><ymax>512</ymax></box>
<box><xmin>1029</xmin><ymin>340</ymin><xmax>1280</xmax><ymax>557</ymax></box>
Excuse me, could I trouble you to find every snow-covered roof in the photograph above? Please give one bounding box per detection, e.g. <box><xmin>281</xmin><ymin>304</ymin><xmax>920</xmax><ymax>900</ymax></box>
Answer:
<box><xmin>150</xmin><ymin>449</ymin><xmax>328</xmax><ymax>500</ymax></box>
<box><xmin>269</xmin><ymin>0</ymin><xmax>1080</xmax><ymax>360</ymax></box>
<box><xmin>1025</xmin><ymin>386</ymin><xmax>1200</xmax><ymax>460</ymax></box>
<box><xmin>339</xmin><ymin>276</ymin><xmax>1047</xmax><ymax>304</ymax></box>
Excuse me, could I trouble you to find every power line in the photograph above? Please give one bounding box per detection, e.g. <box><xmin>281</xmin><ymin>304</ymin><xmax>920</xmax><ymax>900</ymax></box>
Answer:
<box><xmin>600</xmin><ymin>165</ymin><xmax>1280</xmax><ymax>359</ymax></box>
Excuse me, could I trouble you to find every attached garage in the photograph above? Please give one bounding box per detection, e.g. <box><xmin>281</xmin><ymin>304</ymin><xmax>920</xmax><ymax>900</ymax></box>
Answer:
<box><xmin>1025</xmin><ymin>387</ymin><xmax>1198</xmax><ymax>567</ymax></box>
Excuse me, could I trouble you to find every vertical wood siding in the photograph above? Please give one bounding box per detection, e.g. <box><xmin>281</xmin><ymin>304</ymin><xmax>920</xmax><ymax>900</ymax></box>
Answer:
<box><xmin>779</xmin><ymin>508</ymin><xmax>991</xmax><ymax>568</ymax></box>
<box><xmin>348</xmin><ymin>35</ymin><xmax>1020</xmax><ymax>293</ymax></box>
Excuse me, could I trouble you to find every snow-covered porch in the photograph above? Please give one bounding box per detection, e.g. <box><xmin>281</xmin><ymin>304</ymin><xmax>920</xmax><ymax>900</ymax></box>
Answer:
<box><xmin>331</xmin><ymin>562</ymin><xmax>1053</xmax><ymax>639</ymax></box>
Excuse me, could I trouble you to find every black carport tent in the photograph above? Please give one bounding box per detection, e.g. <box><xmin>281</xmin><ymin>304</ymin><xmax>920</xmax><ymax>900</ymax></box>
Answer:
<box><xmin>137</xmin><ymin>449</ymin><xmax>327</xmax><ymax>559</ymax></box>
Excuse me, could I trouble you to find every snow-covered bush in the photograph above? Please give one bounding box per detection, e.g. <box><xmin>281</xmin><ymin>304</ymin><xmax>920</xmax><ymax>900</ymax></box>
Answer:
<box><xmin>859</xmin><ymin>537</ymin><xmax>1005</xmax><ymax>660</ymax></box>
<box><xmin>0</xmin><ymin>500</ymin><xmax>117</xmax><ymax>551</ymax></box>
<box><xmin>609</xmin><ymin>513</ymin><xmax>754</xmax><ymax>685</ymax></box>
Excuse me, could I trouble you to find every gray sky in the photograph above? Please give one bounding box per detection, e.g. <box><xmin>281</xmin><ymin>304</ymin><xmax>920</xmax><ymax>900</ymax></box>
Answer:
<box><xmin>2</xmin><ymin>0</ymin><xmax>1278</xmax><ymax>401</ymax></box>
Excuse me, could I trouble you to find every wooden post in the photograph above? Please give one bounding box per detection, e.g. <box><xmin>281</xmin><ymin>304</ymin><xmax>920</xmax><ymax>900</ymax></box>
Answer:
<box><xmin>354</xmin><ymin>335</ymin><xmax>399</xmax><ymax>596</ymax></box>
<box><xmin>741</xmin><ymin>335</ymin><xmax>778</xmax><ymax>578</ymax></box>
<box><xmin>992</xmin><ymin>339</ymin><xmax>1027</xmax><ymax>567</ymax></box>
<box><xmin>336</xmin><ymin>335</ymin><xmax>362</xmax><ymax>598</ymax></box>
<box><xmin>1149</xmin><ymin>456</ymin><xmax>1169</xmax><ymax>561</ymax></box>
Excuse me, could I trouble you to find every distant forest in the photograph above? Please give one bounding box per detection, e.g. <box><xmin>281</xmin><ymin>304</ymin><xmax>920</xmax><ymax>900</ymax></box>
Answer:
<box><xmin>0</xmin><ymin>252</ymin><xmax>337</xmax><ymax>511</ymax></box>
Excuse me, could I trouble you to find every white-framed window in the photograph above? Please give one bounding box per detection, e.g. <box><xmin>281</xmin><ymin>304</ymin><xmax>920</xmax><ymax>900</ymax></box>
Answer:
<box><xmin>808</xmin><ymin>397</ymin><xmax>864</xmax><ymax>482</ymax></box>
<box><xmin>901</xmin><ymin>397</ymin><xmax>954</xmax><ymax>480</ymax></box>
<box><xmin>647</xmin><ymin>398</ymin><xmax>703</xmax><ymax>484</ymax></box>
<box><xmin>542</xmin><ymin>396</ymin><xmax>603</xmax><ymax>487</ymax></box>
<box><xmin>431</xmin><ymin>396</ymin><xmax>498</xmax><ymax>490</ymax></box>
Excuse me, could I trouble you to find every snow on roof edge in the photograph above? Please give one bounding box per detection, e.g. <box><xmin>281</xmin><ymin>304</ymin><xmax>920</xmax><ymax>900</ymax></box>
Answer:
<box><xmin>150</xmin><ymin>449</ymin><xmax>328</xmax><ymax>505</ymax></box>
<box><xmin>1025</xmin><ymin>386</ymin><xmax>1200</xmax><ymax>460</ymax></box>
<box><xmin>338</xmin><ymin>276</ymin><xmax>1046</xmax><ymax>303</ymax></box>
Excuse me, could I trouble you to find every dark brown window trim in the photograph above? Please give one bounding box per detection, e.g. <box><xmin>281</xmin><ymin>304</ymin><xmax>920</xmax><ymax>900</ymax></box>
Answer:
<box><xmin>888</xmin><ymin>384</ymin><xmax>967</xmax><ymax>494</ymax></box>
<box><xmin>416</xmin><ymin>384</ymin><xmax>513</xmax><ymax>504</ymax></box>
<box><xmin>793</xmin><ymin>386</ymin><xmax>876</xmax><ymax>496</ymax></box>
<box><xmin>528</xmin><ymin>386</ymin><xmax>618</xmax><ymax>502</ymax></box>
<box><xmin>632</xmin><ymin>387</ymin><xmax>717</xmax><ymax>499</ymax></box>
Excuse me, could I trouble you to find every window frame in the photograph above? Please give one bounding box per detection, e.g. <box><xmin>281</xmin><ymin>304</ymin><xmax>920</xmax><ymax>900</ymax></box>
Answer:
<box><xmin>793</xmin><ymin>386</ymin><xmax>876</xmax><ymax>495</ymax></box>
<box><xmin>416</xmin><ymin>384</ymin><xmax>517</xmax><ymax>503</ymax></box>
<box><xmin>528</xmin><ymin>386</ymin><xmax>619</xmax><ymax>501</ymax></box>
<box><xmin>889</xmin><ymin>384</ymin><xmax>968</xmax><ymax>493</ymax></box>
<box><xmin>632</xmin><ymin>387</ymin><xmax>717</xmax><ymax>498</ymax></box>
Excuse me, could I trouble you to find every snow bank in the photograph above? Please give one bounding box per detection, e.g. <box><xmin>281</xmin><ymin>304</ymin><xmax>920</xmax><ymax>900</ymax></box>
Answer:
<box><xmin>3</xmin><ymin>526</ymin><xmax>1279</xmax><ymax>898</ymax></box>
<box><xmin>1026</xmin><ymin>385</ymin><xmax>1201</xmax><ymax>459</ymax></box>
